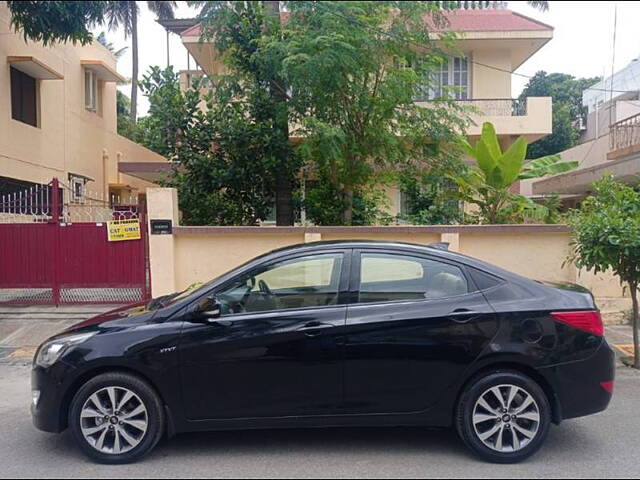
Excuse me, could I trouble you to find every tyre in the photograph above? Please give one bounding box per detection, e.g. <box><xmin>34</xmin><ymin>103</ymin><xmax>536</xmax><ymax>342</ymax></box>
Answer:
<box><xmin>455</xmin><ymin>370</ymin><xmax>551</xmax><ymax>463</ymax></box>
<box><xmin>69</xmin><ymin>372</ymin><xmax>164</xmax><ymax>464</ymax></box>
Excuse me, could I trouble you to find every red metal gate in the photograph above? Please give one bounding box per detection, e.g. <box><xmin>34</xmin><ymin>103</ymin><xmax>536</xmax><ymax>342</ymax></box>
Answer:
<box><xmin>0</xmin><ymin>178</ymin><xmax>150</xmax><ymax>305</ymax></box>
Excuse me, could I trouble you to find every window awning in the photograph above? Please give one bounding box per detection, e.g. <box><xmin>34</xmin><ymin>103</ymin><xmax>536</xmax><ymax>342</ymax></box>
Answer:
<box><xmin>80</xmin><ymin>60</ymin><xmax>126</xmax><ymax>83</ymax></box>
<box><xmin>7</xmin><ymin>56</ymin><xmax>63</xmax><ymax>80</ymax></box>
<box><xmin>118</xmin><ymin>162</ymin><xmax>176</xmax><ymax>183</ymax></box>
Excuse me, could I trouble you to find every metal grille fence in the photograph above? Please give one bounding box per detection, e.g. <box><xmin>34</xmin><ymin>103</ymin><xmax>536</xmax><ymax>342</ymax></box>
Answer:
<box><xmin>0</xmin><ymin>178</ymin><xmax>149</xmax><ymax>305</ymax></box>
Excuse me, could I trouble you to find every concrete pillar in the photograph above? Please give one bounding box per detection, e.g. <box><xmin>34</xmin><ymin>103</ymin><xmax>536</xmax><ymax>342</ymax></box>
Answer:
<box><xmin>146</xmin><ymin>187</ymin><xmax>179</xmax><ymax>297</ymax></box>
<box><xmin>305</xmin><ymin>232</ymin><xmax>322</xmax><ymax>243</ymax></box>
<box><xmin>440</xmin><ymin>232</ymin><xmax>460</xmax><ymax>252</ymax></box>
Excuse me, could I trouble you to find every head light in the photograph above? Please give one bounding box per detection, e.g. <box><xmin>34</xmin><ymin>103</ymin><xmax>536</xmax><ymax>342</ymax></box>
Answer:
<box><xmin>34</xmin><ymin>332</ymin><xmax>96</xmax><ymax>368</ymax></box>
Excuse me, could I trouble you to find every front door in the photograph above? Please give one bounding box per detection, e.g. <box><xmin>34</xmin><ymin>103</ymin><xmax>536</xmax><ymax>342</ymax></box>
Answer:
<box><xmin>179</xmin><ymin>251</ymin><xmax>349</xmax><ymax>420</ymax></box>
<box><xmin>340</xmin><ymin>249</ymin><xmax>498</xmax><ymax>414</ymax></box>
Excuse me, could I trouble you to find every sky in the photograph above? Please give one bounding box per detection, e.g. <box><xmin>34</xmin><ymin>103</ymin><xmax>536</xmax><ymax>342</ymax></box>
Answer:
<box><xmin>97</xmin><ymin>1</ymin><xmax>640</xmax><ymax>116</ymax></box>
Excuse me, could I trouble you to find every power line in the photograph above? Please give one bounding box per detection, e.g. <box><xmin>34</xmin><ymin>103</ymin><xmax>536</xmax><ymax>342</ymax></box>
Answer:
<box><xmin>310</xmin><ymin>2</ymin><xmax>637</xmax><ymax>95</ymax></box>
<box><xmin>608</xmin><ymin>3</ymin><xmax>618</xmax><ymax>126</ymax></box>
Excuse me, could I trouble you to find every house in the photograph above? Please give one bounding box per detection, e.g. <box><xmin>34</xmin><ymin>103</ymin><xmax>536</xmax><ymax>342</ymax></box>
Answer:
<box><xmin>169</xmin><ymin>7</ymin><xmax>553</xmax><ymax>218</ymax></box>
<box><xmin>0</xmin><ymin>3</ymin><xmax>168</xmax><ymax>207</ymax></box>
<box><xmin>524</xmin><ymin>57</ymin><xmax>640</xmax><ymax>206</ymax></box>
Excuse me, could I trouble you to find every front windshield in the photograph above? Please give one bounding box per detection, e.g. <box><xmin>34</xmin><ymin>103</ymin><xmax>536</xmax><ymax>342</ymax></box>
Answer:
<box><xmin>147</xmin><ymin>250</ymin><xmax>282</xmax><ymax>310</ymax></box>
<box><xmin>148</xmin><ymin>281</ymin><xmax>210</xmax><ymax>309</ymax></box>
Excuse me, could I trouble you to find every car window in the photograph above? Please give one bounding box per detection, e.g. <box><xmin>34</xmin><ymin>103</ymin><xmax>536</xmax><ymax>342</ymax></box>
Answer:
<box><xmin>358</xmin><ymin>252</ymin><xmax>468</xmax><ymax>303</ymax></box>
<box><xmin>216</xmin><ymin>253</ymin><xmax>344</xmax><ymax>315</ymax></box>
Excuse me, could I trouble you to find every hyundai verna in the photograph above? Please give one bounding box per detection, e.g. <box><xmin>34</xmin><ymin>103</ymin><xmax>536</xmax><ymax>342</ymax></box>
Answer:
<box><xmin>32</xmin><ymin>241</ymin><xmax>615</xmax><ymax>464</ymax></box>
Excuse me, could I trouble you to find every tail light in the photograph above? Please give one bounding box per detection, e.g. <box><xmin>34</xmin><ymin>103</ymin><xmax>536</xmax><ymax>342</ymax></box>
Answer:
<box><xmin>600</xmin><ymin>381</ymin><xmax>614</xmax><ymax>394</ymax></box>
<box><xmin>551</xmin><ymin>310</ymin><xmax>604</xmax><ymax>337</ymax></box>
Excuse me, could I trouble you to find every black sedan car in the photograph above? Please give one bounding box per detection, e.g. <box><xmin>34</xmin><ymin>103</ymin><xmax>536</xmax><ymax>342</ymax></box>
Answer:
<box><xmin>32</xmin><ymin>241</ymin><xmax>615</xmax><ymax>464</ymax></box>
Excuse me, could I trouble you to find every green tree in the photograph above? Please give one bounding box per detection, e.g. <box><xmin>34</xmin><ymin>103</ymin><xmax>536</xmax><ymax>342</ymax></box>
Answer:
<box><xmin>197</xmin><ymin>1</ymin><xmax>299</xmax><ymax>226</ymax></box>
<box><xmin>459</xmin><ymin>122</ymin><xmax>578</xmax><ymax>224</ymax></box>
<box><xmin>567</xmin><ymin>176</ymin><xmax>640</xmax><ymax>369</ymax></box>
<box><xmin>116</xmin><ymin>91</ymin><xmax>137</xmax><ymax>140</ymax></box>
<box><xmin>139</xmin><ymin>66</ymin><xmax>278</xmax><ymax>225</ymax></box>
<box><xmin>6</xmin><ymin>1</ymin><xmax>106</xmax><ymax>46</ymax></box>
<box><xmin>520</xmin><ymin>72</ymin><xmax>601</xmax><ymax>158</ymax></box>
<box><xmin>104</xmin><ymin>1</ymin><xmax>177</xmax><ymax>128</ymax></box>
<box><xmin>397</xmin><ymin>149</ymin><xmax>466</xmax><ymax>225</ymax></box>
<box><xmin>282</xmin><ymin>1</ymin><xmax>468</xmax><ymax>225</ymax></box>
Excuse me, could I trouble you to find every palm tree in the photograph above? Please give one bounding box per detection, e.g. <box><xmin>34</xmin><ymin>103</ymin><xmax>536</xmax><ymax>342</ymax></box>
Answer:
<box><xmin>527</xmin><ymin>1</ymin><xmax>550</xmax><ymax>11</ymax></box>
<box><xmin>95</xmin><ymin>31</ymin><xmax>128</xmax><ymax>59</ymax></box>
<box><xmin>104</xmin><ymin>1</ymin><xmax>177</xmax><ymax>128</ymax></box>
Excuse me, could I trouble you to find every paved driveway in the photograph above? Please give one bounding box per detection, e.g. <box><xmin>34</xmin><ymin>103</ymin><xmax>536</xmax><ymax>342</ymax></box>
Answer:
<box><xmin>0</xmin><ymin>364</ymin><xmax>638</xmax><ymax>479</ymax></box>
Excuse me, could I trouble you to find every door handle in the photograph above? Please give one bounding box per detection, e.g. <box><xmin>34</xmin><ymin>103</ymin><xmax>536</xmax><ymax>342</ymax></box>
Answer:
<box><xmin>297</xmin><ymin>321</ymin><xmax>334</xmax><ymax>336</ymax></box>
<box><xmin>447</xmin><ymin>308</ymin><xmax>481</xmax><ymax>324</ymax></box>
<box><xmin>205</xmin><ymin>319</ymin><xmax>233</xmax><ymax>328</ymax></box>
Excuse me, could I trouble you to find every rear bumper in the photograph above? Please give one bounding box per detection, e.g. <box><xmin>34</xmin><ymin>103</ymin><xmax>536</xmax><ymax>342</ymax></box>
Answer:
<box><xmin>540</xmin><ymin>339</ymin><xmax>615</xmax><ymax>422</ymax></box>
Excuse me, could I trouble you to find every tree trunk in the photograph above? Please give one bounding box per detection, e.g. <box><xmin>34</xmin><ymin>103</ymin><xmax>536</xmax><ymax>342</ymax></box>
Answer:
<box><xmin>130</xmin><ymin>7</ymin><xmax>138</xmax><ymax>128</ymax></box>
<box><xmin>342</xmin><ymin>186</ymin><xmax>354</xmax><ymax>225</ymax></box>
<box><xmin>275</xmin><ymin>176</ymin><xmax>293</xmax><ymax>226</ymax></box>
<box><xmin>631</xmin><ymin>282</ymin><xmax>640</xmax><ymax>369</ymax></box>
<box><xmin>263</xmin><ymin>1</ymin><xmax>294</xmax><ymax>226</ymax></box>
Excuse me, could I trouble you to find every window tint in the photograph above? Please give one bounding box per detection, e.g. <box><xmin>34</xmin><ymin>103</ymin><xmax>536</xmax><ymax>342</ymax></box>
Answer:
<box><xmin>217</xmin><ymin>253</ymin><xmax>343</xmax><ymax>315</ymax></box>
<box><xmin>468</xmin><ymin>267</ymin><xmax>503</xmax><ymax>291</ymax></box>
<box><xmin>358</xmin><ymin>253</ymin><xmax>468</xmax><ymax>303</ymax></box>
<box><xmin>10</xmin><ymin>67</ymin><xmax>37</xmax><ymax>127</ymax></box>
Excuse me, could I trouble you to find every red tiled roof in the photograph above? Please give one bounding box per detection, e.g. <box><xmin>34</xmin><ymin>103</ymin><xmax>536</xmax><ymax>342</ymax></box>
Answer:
<box><xmin>433</xmin><ymin>9</ymin><xmax>553</xmax><ymax>32</ymax></box>
<box><xmin>181</xmin><ymin>9</ymin><xmax>552</xmax><ymax>38</ymax></box>
<box><xmin>181</xmin><ymin>23</ymin><xmax>201</xmax><ymax>37</ymax></box>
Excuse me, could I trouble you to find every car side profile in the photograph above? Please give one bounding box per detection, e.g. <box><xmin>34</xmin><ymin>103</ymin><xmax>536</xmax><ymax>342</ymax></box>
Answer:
<box><xmin>31</xmin><ymin>241</ymin><xmax>615</xmax><ymax>464</ymax></box>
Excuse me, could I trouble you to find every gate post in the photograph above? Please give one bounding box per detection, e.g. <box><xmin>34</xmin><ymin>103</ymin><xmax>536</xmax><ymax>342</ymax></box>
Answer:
<box><xmin>50</xmin><ymin>178</ymin><xmax>61</xmax><ymax>305</ymax></box>
<box><xmin>146</xmin><ymin>188</ymin><xmax>179</xmax><ymax>297</ymax></box>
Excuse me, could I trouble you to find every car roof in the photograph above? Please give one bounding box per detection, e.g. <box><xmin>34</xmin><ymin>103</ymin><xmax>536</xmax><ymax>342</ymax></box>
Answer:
<box><xmin>260</xmin><ymin>240</ymin><xmax>530</xmax><ymax>283</ymax></box>
<box><xmin>265</xmin><ymin>239</ymin><xmax>478</xmax><ymax>267</ymax></box>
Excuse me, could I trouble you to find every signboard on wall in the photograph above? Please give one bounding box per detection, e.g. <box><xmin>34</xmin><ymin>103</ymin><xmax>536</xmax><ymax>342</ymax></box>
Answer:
<box><xmin>150</xmin><ymin>219</ymin><xmax>172</xmax><ymax>235</ymax></box>
<box><xmin>107</xmin><ymin>219</ymin><xmax>141</xmax><ymax>242</ymax></box>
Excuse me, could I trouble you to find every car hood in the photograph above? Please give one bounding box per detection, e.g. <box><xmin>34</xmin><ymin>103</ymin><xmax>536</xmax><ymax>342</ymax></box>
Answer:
<box><xmin>64</xmin><ymin>301</ymin><xmax>157</xmax><ymax>333</ymax></box>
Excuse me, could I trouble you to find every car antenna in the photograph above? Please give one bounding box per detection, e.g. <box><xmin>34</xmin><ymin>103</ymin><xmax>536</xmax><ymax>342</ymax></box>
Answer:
<box><xmin>428</xmin><ymin>242</ymin><xmax>450</xmax><ymax>251</ymax></box>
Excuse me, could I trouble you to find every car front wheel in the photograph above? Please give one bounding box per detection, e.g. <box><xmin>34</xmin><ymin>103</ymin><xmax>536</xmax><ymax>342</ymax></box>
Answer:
<box><xmin>69</xmin><ymin>372</ymin><xmax>164</xmax><ymax>464</ymax></box>
<box><xmin>456</xmin><ymin>370</ymin><xmax>551</xmax><ymax>463</ymax></box>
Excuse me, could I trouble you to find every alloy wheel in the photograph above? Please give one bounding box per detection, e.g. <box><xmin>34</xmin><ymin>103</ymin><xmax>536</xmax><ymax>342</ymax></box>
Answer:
<box><xmin>79</xmin><ymin>386</ymin><xmax>148</xmax><ymax>455</ymax></box>
<box><xmin>471</xmin><ymin>384</ymin><xmax>541</xmax><ymax>453</ymax></box>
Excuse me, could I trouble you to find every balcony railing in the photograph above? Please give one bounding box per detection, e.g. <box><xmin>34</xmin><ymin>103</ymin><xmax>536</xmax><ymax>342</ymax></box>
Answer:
<box><xmin>417</xmin><ymin>98</ymin><xmax>527</xmax><ymax>117</ymax></box>
<box><xmin>456</xmin><ymin>98</ymin><xmax>527</xmax><ymax>117</ymax></box>
<box><xmin>609</xmin><ymin>113</ymin><xmax>640</xmax><ymax>154</ymax></box>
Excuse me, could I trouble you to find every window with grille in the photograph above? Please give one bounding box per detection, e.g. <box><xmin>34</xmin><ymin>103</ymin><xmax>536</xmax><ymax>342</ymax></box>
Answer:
<box><xmin>414</xmin><ymin>56</ymin><xmax>470</xmax><ymax>101</ymax></box>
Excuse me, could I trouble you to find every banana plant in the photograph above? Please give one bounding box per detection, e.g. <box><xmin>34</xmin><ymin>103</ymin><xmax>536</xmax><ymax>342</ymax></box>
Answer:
<box><xmin>456</xmin><ymin>122</ymin><xmax>578</xmax><ymax>224</ymax></box>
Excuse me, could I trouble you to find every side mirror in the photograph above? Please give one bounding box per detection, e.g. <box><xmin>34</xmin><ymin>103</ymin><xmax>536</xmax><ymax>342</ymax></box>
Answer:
<box><xmin>188</xmin><ymin>295</ymin><xmax>222</xmax><ymax>323</ymax></box>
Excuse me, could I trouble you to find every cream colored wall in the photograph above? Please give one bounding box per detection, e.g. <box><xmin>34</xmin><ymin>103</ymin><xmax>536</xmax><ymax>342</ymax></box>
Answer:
<box><xmin>148</xmin><ymin>188</ymin><xmax>624</xmax><ymax>299</ymax></box>
<box><xmin>165</xmin><ymin>228</ymin><xmax>624</xmax><ymax>298</ymax></box>
<box><xmin>458</xmin><ymin>232</ymin><xmax>575</xmax><ymax>283</ymax></box>
<box><xmin>471</xmin><ymin>49</ymin><xmax>512</xmax><ymax>99</ymax></box>
<box><xmin>174</xmin><ymin>233</ymin><xmax>305</xmax><ymax>291</ymax></box>
<box><xmin>0</xmin><ymin>4</ymin><xmax>165</xmax><ymax>195</ymax></box>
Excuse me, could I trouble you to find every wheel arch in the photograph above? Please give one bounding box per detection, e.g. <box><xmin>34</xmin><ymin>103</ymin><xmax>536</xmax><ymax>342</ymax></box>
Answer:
<box><xmin>60</xmin><ymin>365</ymin><xmax>170</xmax><ymax>433</ymax></box>
<box><xmin>453</xmin><ymin>361</ymin><xmax>562</xmax><ymax>425</ymax></box>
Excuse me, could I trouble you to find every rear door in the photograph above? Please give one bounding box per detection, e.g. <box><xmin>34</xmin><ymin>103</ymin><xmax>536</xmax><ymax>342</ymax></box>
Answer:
<box><xmin>340</xmin><ymin>249</ymin><xmax>498</xmax><ymax>414</ymax></box>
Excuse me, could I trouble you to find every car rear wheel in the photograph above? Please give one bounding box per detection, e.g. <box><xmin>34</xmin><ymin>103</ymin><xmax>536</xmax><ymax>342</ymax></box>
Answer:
<box><xmin>456</xmin><ymin>370</ymin><xmax>551</xmax><ymax>463</ymax></box>
<box><xmin>69</xmin><ymin>372</ymin><xmax>164</xmax><ymax>464</ymax></box>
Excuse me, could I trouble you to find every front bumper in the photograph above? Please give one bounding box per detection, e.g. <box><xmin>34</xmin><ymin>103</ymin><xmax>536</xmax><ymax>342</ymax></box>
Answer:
<box><xmin>540</xmin><ymin>339</ymin><xmax>616</xmax><ymax>421</ymax></box>
<box><xmin>31</xmin><ymin>362</ymin><xmax>76</xmax><ymax>433</ymax></box>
